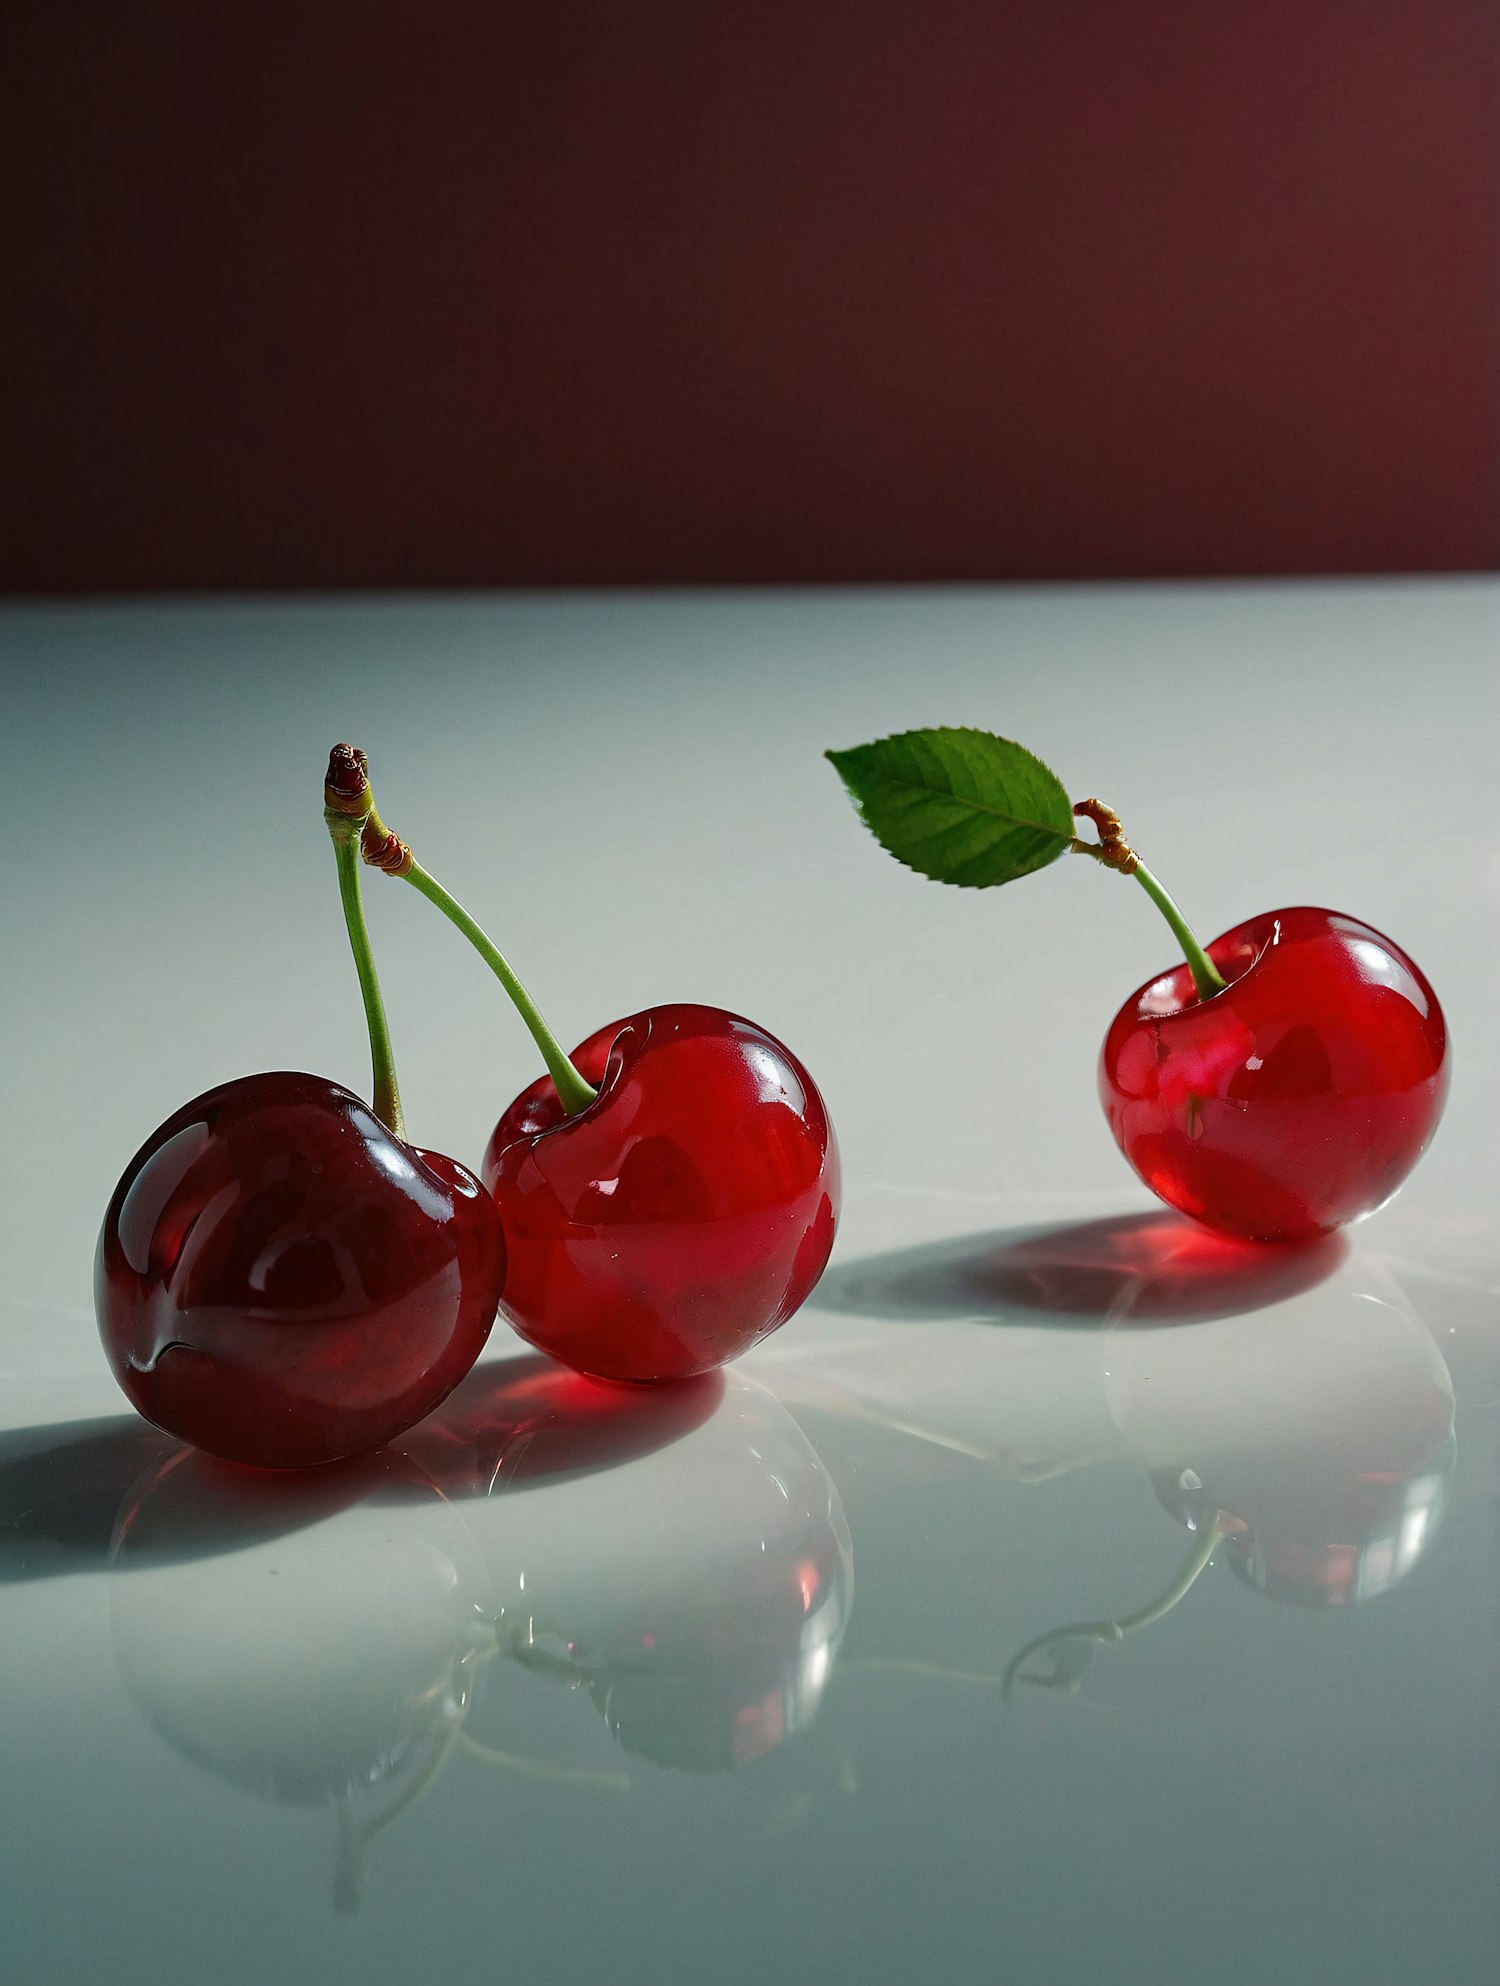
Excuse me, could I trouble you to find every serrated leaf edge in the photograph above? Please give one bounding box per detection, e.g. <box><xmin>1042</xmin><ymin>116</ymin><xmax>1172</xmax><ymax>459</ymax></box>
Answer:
<box><xmin>825</xmin><ymin>727</ymin><xmax>1076</xmax><ymax>890</ymax></box>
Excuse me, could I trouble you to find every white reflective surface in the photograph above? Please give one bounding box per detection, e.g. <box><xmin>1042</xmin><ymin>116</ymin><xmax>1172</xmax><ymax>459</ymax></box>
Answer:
<box><xmin>2</xmin><ymin>581</ymin><xmax>1497</xmax><ymax>1984</ymax></box>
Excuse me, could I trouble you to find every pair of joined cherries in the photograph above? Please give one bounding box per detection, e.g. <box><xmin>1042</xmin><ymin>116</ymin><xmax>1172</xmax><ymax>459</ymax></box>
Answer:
<box><xmin>96</xmin><ymin>748</ymin><xmax>839</xmax><ymax>1468</ymax></box>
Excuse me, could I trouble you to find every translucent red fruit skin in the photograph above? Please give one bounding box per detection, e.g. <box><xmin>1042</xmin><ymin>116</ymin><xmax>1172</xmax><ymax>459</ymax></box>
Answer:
<box><xmin>1100</xmin><ymin>908</ymin><xmax>1448</xmax><ymax>1243</ymax></box>
<box><xmin>96</xmin><ymin>1073</ymin><xmax>506</xmax><ymax>1468</ymax></box>
<box><xmin>481</xmin><ymin>1004</ymin><xmax>840</xmax><ymax>1383</ymax></box>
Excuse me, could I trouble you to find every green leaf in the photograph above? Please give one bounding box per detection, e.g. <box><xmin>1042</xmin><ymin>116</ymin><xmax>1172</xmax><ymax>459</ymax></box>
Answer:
<box><xmin>825</xmin><ymin>727</ymin><xmax>1075</xmax><ymax>889</ymax></box>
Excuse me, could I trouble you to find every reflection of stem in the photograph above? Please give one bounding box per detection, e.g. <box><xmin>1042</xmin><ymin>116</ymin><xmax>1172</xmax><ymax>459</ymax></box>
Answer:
<box><xmin>837</xmin><ymin>1655</ymin><xmax>1007</xmax><ymax>1689</ymax></box>
<box><xmin>1115</xmin><ymin>1518</ymin><xmax>1224</xmax><ymax>1631</ymax></box>
<box><xmin>1002</xmin><ymin>1512</ymin><xmax>1228</xmax><ymax>1701</ymax></box>
<box><xmin>324</xmin><ymin>1610</ymin><xmax>635</xmax><ymax>1914</ymax></box>
<box><xmin>332</xmin><ymin>1658</ymin><xmax>483</xmax><ymax>1913</ymax></box>
<box><xmin>774</xmin><ymin>1379</ymin><xmax>1096</xmax><ymax>1477</ymax></box>
<box><xmin>455</xmin><ymin>1730</ymin><xmax>631</xmax><ymax>1794</ymax></box>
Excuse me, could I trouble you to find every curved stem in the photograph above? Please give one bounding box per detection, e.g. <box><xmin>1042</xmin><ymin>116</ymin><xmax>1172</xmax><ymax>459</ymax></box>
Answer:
<box><xmin>356</xmin><ymin>778</ymin><xmax>597</xmax><ymax>1117</ymax></box>
<box><xmin>1070</xmin><ymin>800</ymin><xmax>1225</xmax><ymax>1002</ymax></box>
<box><xmin>1002</xmin><ymin>1512</ymin><xmax>1226</xmax><ymax>1699</ymax></box>
<box><xmin>331</xmin><ymin>1636</ymin><xmax>494</xmax><ymax>1913</ymax></box>
<box><xmin>1001</xmin><ymin>1618</ymin><xmax>1121</xmax><ymax>1701</ymax></box>
<box><xmin>325</xmin><ymin>813</ymin><xmax>405</xmax><ymax>1138</ymax></box>
<box><xmin>332</xmin><ymin>1703</ymin><xmax>464</xmax><ymax>1912</ymax></box>
<box><xmin>835</xmin><ymin>1655</ymin><xmax>1007</xmax><ymax>1688</ymax></box>
<box><xmin>454</xmin><ymin>1730</ymin><xmax>631</xmax><ymax>1793</ymax></box>
<box><xmin>1113</xmin><ymin>1516</ymin><xmax>1224</xmax><ymax>1632</ymax></box>
<box><xmin>1131</xmin><ymin>863</ymin><xmax>1226</xmax><ymax>1002</ymax></box>
<box><xmin>401</xmin><ymin>863</ymin><xmax>597</xmax><ymax>1115</ymax></box>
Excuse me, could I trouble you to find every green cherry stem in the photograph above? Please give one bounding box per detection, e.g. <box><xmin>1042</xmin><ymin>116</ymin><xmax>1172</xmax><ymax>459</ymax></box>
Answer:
<box><xmin>1070</xmin><ymin>797</ymin><xmax>1226</xmax><ymax>1001</ymax></box>
<box><xmin>358</xmin><ymin>786</ymin><xmax>598</xmax><ymax>1117</ymax></box>
<box><xmin>323</xmin><ymin>746</ymin><xmax>406</xmax><ymax>1139</ymax></box>
<box><xmin>1131</xmin><ymin>862</ymin><xmax>1226</xmax><ymax>1002</ymax></box>
<box><xmin>403</xmin><ymin>864</ymin><xmax>598</xmax><ymax>1115</ymax></box>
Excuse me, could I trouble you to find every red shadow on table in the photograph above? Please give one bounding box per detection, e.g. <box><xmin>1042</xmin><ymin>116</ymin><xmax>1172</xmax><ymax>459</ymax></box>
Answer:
<box><xmin>0</xmin><ymin>1354</ymin><xmax>722</xmax><ymax>1579</ymax></box>
<box><xmin>395</xmin><ymin>1352</ymin><xmax>724</xmax><ymax>1499</ymax></box>
<box><xmin>813</xmin><ymin>1210</ymin><xmax>1348</xmax><ymax>1328</ymax></box>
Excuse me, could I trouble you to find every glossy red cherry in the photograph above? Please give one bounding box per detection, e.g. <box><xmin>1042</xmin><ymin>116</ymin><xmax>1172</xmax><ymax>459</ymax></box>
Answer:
<box><xmin>481</xmin><ymin>1004</ymin><xmax>839</xmax><ymax>1382</ymax></box>
<box><xmin>97</xmin><ymin>1072</ymin><xmax>506</xmax><ymax>1468</ymax></box>
<box><xmin>1101</xmin><ymin>907</ymin><xmax>1448</xmax><ymax>1242</ymax></box>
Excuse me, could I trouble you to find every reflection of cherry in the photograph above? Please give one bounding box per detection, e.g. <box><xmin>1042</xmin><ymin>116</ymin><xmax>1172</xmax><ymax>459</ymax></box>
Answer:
<box><xmin>109</xmin><ymin>1445</ymin><xmax>493</xmax><ymax>1910</ymax></box>
<box><xmin>1153</xmin><ymin>1427</ymin><xmax>1455</xmax><ymax>1610</ymax></box>
<box><xmin>464</xmin><ymin>1374</ymin><xmax>853</xmax><ymax>1772</ymax></box>
<box><xmin>1113</xmin><ymin>1275</ymin><xmax>1457</xmax><ymax>1606</ymax></box>
<box><xmin>482</xmin><ymin>1006</ymin><xmax>840</xmax><ymax>1382</ymax></box>
<box><xmin>1103</xmin><ymin>908</ymin><xmax>1447</xmax><ymax>1242</ymax></box>
<box><xmin>1003</xmin><ymin>1272</ymin><xmax>1457</xmax><ymax>1700</ymax></box>
<box><xmin>96</xmin><ymin>1074</ymin><xmax>505</xmax><ymax>1469</ymax></box>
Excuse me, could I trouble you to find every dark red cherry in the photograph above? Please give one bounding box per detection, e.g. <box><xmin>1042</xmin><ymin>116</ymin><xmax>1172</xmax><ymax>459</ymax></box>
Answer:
<box><xmin>96</xmin><ymin>1072</ymin><xmax>506</xmax><ymax>1468</ymax></box>
<box><xmin>1101</xmin><ymin>908</ymin><xmax>1448</xmax><ymax>1242</ymax></box>
<box><xmin>481</xmin><ymin>1005</ymin><xmax>839</xmax><ymax>1382</ymax></box>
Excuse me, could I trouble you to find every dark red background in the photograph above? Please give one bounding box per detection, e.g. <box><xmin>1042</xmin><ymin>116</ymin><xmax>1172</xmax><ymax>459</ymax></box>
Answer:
<box><xmin>2</xmin><ymin>1</ymin><xmax>1495</xmax><ymax>591</ymax></box>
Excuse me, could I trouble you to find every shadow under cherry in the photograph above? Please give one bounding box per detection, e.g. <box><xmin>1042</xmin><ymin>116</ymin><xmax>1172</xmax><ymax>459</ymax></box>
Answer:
<box><xmin>812</xmin><ymin>1208</ymin><xmax>1348</xmax><ymax>1329</ymax></box>
<box><xmin>0</xmin><ymin>1353</ymin><xmax>725</xmax><ymax>1580</ymax></box>
<box><xmin>391</xmin><ymin>1352</ymin><xmax>725</xmax><ymax>1500</ymax></box>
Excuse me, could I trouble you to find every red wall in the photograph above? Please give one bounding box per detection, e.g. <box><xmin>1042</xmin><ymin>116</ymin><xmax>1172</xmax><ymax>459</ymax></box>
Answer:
<box><xmin>1</xmin><ymin>1</ymin><xmax>1494</xmax><ymax>590</ymax></box>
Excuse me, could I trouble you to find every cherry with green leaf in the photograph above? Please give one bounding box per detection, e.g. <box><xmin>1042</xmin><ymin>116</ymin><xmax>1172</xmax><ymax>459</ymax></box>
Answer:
<box><xmin>827</xmin><ymin>728</ymin><xmax>1447</xmax><ymax>1243</ymax></box>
